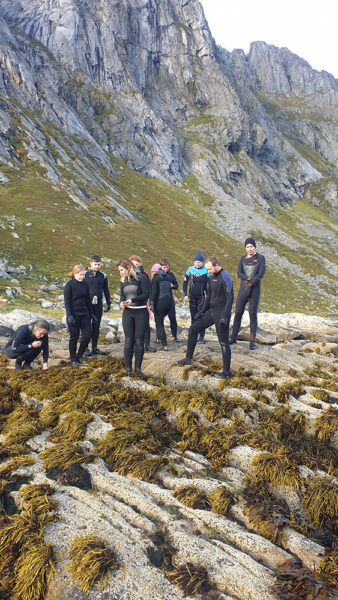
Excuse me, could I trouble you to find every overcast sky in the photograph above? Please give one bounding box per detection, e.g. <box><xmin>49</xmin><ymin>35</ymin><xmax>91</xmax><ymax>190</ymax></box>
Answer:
<box><xmin>200</xmin><ymin>0</ymin><xmax>338</xmax><ymax>78</ymax></box>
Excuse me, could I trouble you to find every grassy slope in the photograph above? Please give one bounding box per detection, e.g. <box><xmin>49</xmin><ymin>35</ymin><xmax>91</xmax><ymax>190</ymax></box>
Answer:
<box><xmin>0</xmin><ymin>152</ymin><xmax>337</xmax><ymax>316</ymax></box>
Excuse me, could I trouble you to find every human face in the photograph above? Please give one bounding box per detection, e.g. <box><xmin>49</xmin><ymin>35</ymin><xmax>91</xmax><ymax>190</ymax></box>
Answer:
<box><xmin>161</xmin><ymin>264</ymin><xmax>169</xmax><ymax>272</ymax></box>
<box><xmin>132</xmin><ymin>260</ymin><xmax>141</xmax><ymax>268</ymax></box>
<box><xmin>74</xmin><ymin>270</ymin><xmax>85</xmax><ymax>282</ymax></box>
<box><xmin>205</xmin><ymin>261</ymin><xmax>218</xmax><ymax>275</ymax></box>
<box><xmin>90</xmin><ymin>260</ymin><xmax>101</xmax><ymax>271</ymax></box>
<box><xmin>245</xmin><ymin>244</ymin><xmax>256</xmax><ymax>257</ymax></box>
<box><xmin>194</xmin><ymin>260</ymin><xmax>203</xmax><ymax>269</ymax></box>
<box><xmin>33</xmin><ymin>327</ymin><xmax>48</xmax><ymax>339</ymax></box>
<box><xmin>118</xmin><ymin>266</ymin><xmax>129</xmax><ymax>278</ymax></box>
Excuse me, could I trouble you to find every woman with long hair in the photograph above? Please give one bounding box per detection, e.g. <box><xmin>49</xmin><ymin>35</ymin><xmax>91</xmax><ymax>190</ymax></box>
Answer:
<box><xmin>159</xmin><ymin>258</ymin><xmax>180</xmax><ymax>342</ymax></box>
<box><xmin>151</xmin><ymin>263</ymin><xmax>172</xmax><ymax>351</ymax></box>
<box><xmin>118</xmin><ymin>258</ymin><xmax>150</xmax><ymax>377</ymax></box>
<box><xmin>64</xmin><ymin>264</ymin><xmax>92</xmax><ymax>365</ymax></box>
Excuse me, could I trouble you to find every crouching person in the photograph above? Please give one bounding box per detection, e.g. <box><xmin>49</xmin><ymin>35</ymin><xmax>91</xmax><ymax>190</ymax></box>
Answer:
<box><xmin>5</xmin><ymin>319</ymin><xmax>50</xmax><ymax>371</ymax></box>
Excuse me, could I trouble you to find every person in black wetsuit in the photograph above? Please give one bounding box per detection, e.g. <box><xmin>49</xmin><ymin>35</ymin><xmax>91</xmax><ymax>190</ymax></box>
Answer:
<box><xmin>177</xmin><ymin>257</ymin><xmax>234</xmax><ymax>379</ymax></box>
<box><xmin>64</xmin><ymin>264</ymin><xmax>92</xmax><ymax>365</ymax></box>
<box><xmin>5</xmin><ymin>319</ymin><xmax>50</xmax><ymax>370</ymax></box>
<box><xmin>151</xmin><ymin>263</ymin><xmax>172</xmax><ymax>351</ymax></box>
<box><xmin>183</xmin><ymin>251</ymin><xmax>209</xmax><ymax>344</ymax></box>
<box><xmin>230</xmin><ymin>238</ymin><xmax>266</xmax><ymax>350</ymax></box>
<box><xmin>129</xmin><ymin>255</ymin><xmax>156</xmax><ymax>353</ymax></box>
<box><xmin>83</xmin><ymin>254</ymin><xmax>111</xmax><ymax>356</ymax></box>
<box><xmin>118</xmin><ymin>258</ymin><xmax>150</xmax><ymax>377</ymax></box>
<box><xmin>159</xmin><ymin>258</ymin><xmax>180</xmax><ymax>342</ymax></box>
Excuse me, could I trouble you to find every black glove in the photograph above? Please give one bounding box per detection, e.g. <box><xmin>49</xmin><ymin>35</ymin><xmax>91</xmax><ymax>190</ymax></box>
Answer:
<box><xmin>104</xmin><ymin>304</ymin><xmax>111</xmax><ymax>313</ymax></box>
<box><xmin>194</xmin><ymin>311</ymin><xmax>204</xmax><ymax>320</ymax></box>
<box><xmin>67</xmin><ymin>315</ymin><xmax>75</xmax><ymax>326</ymax></box>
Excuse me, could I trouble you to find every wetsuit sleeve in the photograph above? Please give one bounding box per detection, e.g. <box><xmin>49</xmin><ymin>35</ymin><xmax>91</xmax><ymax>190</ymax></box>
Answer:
<box><xmin>151</xmin><ymin>276</ymin><xmax>159</xmax><ymax>307</ymax></box>
<box><xmin>42</xmin><ymin>336</ymin><xmax>49</xmax><ymax>362</ymax></box>
<box><xmin>63</xmin><ymin>282</ymin><xmax>73</xmax><ymax>316</ymax></box>
<box><xmin>85</xmin><ymin>284</ymin><xmax>92</xmax><ymax>316</ymax></box>
<box><xmin>252</xmin><ymin>255</ymin><xmax>266</xmax><ymax>285</ymax></box>
<box><xmin>170</xmin><ymin>272</ymin><xmax>179</xmax><ymax>290</ymax></box>
<box><xmin>120</xmin><ymin>282</ymin><xmax>126</xmax><ymax>303</ymax></box>
<box><xmin>221</xmin><ymin>272</ymin><xmax>234</xmax><ymax>320</ymax></box>
<box><xmin>103</xmin><ymin>275</ymin><xmax>111</xmax><ymax>305</ymax></box>
<box><xmin>9</xmin><ymin>327</ymin><xmax>31</xmax><ymax>355</ymax></box>
<box><xmin>201</xmin><ymin>279</ymin><xmax>211</xmax><ymax>313</ymax></box>
<box><xmin>183</xmin><ymin>270</ymin><xmax>191</xmax><ymax>296</ymax></box>
<box><xmin>131</xmin><ymin>274</ymin><xmax>149</xmax><ymax>305</ymax></box>
<box><xmin>236</xmin><ymin>257</ymin><xmax>248</xmax><ymax>281</ymax></box>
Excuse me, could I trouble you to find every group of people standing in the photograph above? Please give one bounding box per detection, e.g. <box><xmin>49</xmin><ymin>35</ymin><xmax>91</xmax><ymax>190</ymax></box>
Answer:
<box><xmin>5</xmin><ymin>239</ymin><xmax>265</xmax><ymax>379</ymax></box>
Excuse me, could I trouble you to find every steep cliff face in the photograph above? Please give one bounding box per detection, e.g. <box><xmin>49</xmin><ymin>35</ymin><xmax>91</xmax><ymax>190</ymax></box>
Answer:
<box><xmin>1</xmin><ymin>0</ymin><xmax>336</xmax><ymax>205</ymax></box>
<box><xmin>0</xmin><ymin>0</ymin><xmax>337</xmax><ymax>314</ymax></box>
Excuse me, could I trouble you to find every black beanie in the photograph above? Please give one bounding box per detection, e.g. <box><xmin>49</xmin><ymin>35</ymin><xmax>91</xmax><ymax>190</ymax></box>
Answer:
<box><xmin>194</xmin><ymin>250</ymin><xmax>204</xmax><ymax>262</ymax></box>
<box><xmin>245</xmin><ymin>238</ymin><xmax>256</xmax><ymax>247</ymax></box>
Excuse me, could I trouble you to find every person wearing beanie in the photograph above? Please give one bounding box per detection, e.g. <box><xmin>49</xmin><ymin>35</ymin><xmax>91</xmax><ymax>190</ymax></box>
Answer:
<box><xmin>230</xmin><ymin>238</ymin><xmax>266</xmax><ymax>350</ymax></box>
<box><xmin>183</xmin><ymin>251</ymin><xmax>209</xmax><ymax>344</ymax></box>
<box><xmin>177</xmin><ymin>257</ymin><xmax>233</xmax><ymax>379</ymax></box>
<box><xmin>151</xmin><ymin>264</ymin><xmax>172</xmax><ymax>351</ymax></box>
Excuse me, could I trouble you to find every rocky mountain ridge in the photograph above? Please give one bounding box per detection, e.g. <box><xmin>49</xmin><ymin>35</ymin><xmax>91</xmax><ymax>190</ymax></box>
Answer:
<box><xmin>0</xmin><ymin>0</ymin><xmax>337</xmax><ymax>315</ymax></box>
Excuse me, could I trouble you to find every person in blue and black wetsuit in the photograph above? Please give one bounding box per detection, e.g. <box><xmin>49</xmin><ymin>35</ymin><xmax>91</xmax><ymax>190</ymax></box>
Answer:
<box><xmin>230</xmin><ymin>238</ymin><xmax>266</xmax><ymax>350</ymax></box>
<box><xmin>183</xmin><ymin>250</ymin><xmax>209</xmax><ymax>344</ymax></box>
<box><xmin>159</xmin><ymin>258</ymin><xmax>180</xmax><ymax>342</ymax></box>
<box><xmin>177</xmin><ymin>256</ymin><xmax>233</xmax><ymax>379</ymax></box>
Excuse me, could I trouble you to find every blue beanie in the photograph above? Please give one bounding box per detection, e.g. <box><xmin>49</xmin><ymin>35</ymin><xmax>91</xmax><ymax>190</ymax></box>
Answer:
<box><xmin>194</xmin><ymin>250</ymin><xmax>204</xmax><ymax>262</ymax></box>
<box><xmin>245</xmin><ymin>238</ymin><xmax>256</xmax><ymax>248</ymax></box>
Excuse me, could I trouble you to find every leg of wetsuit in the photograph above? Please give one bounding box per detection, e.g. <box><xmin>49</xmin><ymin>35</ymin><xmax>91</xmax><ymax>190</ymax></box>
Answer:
<box><xmin>133</xmin><ymin>308</ymin><xmax>148</xmax><ymax>370</ymax></box>
<box><xmin>214</xmin><ymin>314</ymin><xmax>231</xmax><ymax>376</ymax></box>
<box><xmin>122</xmin><ymin>309</ymin><xmax>136</xmax><ymax>370</ymax></box>
<box><xmin>144</xmin><ymin>321</ymin><xmax>151</xmax><ymax>347</ymax></box>
<box><xmin>248</xmin><ymin>285</ymin><xmax>261</xmax><ymax>338</ymax></box>
<box><xmin>91</xmin><ymin>304</ymin><xmax>103</xmax><ymax>350</ymax></box>
<box><xmin>197</xmin><ymin>296</ymin><xmax>206</xmax><ymax>341</ymax></box>
<box><xmin>167</xmin><ymin>297</ymin><xmax>177</xmax><ymax>338</ymax></box>
<box><xmin>77</xmin><ymin>315</ymin><xmax>92</xmax><ymax>359</ymax></box>
<box><xmin>231</xmin><ymin>285</ymin><xmax>250</xmax><ymax>341</ymax></box>
<box><xmin>5</xmin><ymin>346</ymin><xmax>41</xmax><ymax>365</ymax></box>
<box><xmin>185</xmin><ymin>310</ymin><xmax>214</xmax><ymax>359</ymax></box>
<box><xmin>155</xmin><ymin>297</ymin><xmax>171</xmax><ymax>346</ymax></box>
<box><xmin>68</xmin><ymin>320</ymin><xmax>81</xmax><ymax>361</ymax></box>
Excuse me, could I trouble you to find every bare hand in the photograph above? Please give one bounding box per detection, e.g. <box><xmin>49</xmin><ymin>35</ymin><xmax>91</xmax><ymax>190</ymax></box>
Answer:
<box><xmin>247</xmin><ymin>282</ymin><xmax>253</xmax><ymax>288</ymax></box>
<box><xmin>32</xmin><ymin>340</ymin><xmax>42</xmax><ymax>348</ymax></box>
<box><xmin>42</xmin><ymin>363</ymin><xmax>48</xmax><ymax>370</ymax></box>
<box><xmin>184</xmin><ymin>296</ymin><xmax>189</xmax><ymax>302</ymax></box>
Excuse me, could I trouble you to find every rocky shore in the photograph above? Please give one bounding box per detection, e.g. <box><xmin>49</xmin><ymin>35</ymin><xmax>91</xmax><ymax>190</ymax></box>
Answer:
<box><xmin>0</xmin><ymin>309</ymin><xmax>337</xmax><ymax>600</ymax></box>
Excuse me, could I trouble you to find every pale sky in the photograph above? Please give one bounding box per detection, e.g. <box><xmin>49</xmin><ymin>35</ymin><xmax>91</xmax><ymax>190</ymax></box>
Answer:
<box><xmin>200</xmin><ymin>0</ymin><xmax>338</xmax><ymax>78</ymax></box>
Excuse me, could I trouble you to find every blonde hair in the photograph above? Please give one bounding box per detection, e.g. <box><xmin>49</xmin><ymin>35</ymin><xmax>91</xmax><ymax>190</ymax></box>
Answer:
<box><xmin>117</xmin><ymin>259</ymin><xmax>138</xmax><ymax>282</ymax></box>
<box><xmin>70</xmin><ymin>264</ymin><xmax>85</xmax><ymax>278</ymax></box>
